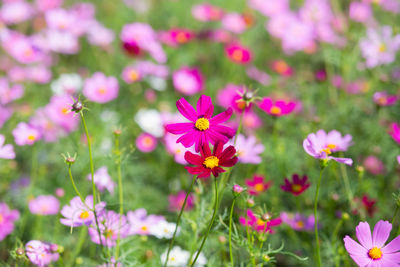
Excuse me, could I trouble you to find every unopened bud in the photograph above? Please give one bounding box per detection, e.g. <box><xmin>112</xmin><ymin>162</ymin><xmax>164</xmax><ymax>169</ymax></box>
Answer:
<box><xmin>218</xmin><ymin>235</ymin><xmax>227</xmax><ymax>244</ymax></box>
<box><xmin>232</xmin><ymin>184</ymin><xmax>243</xmax><ymax>195</ymax></box>
<box><xmin>247</xmin><ymin>198</ymin><xmax>255</xmax><ymax>207</ymax></box>
<box><xmin>66</xmin><ymin>157</ymin><xmax>75</xmax><ymax>164</ymax></box>
<box><xmin>261</xmin><ymin>213</ymin><xmax>271</xmax><ymax>222</ymax></box>
<box><xmin>71</xmin><ymin>100</ymin><xmax>83</xmax><ymax>113</ymax></box>
<box><xmin>16</xmin><ymin>248</ymin><xmax>24</xmax><ymax>256</ymax></box>
<box><xmin>113</xmin><ymin>129</ymin><xmax>122</xmax><ymax>136</ymax></box>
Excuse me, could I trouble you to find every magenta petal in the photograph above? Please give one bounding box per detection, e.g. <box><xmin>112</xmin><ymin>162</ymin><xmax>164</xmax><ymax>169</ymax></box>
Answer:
<box><xmin>356</xmin><ymin>222</ymin><xmax>373</xmax><ymax>248</ymax></box>
<box><xmin>382</xmin><ymin>236</ymin><xmax>400</xmax><ymax>253</ymax></box>
<box><xmin>207</xmin><ymin>129</ymin><xmax>230</xmax><ymax>145</ymax></box>
<box><xmin>196</xmin><ymin>95</ymin><xmax>213</xmax><ymax>115</ymax></box>
<box><xmin>343</xmin><ymin>236</ymin><xmax>371</xmax><ymax>266</ymax></box>
<box><xmin>177</xmin><ymin>131</ymin><xmax>197</xmax><ymax>148</ymax></box>
<box><xmin>210</xmin><ymin>108</ymin><xmax>233</xmax><ymax>124</ymax></box>
<box><xmin>212</xmin><ymin>125</ymin><xmax>236</xmax><ymax>138</ymax></box>
<box><xmin>165</xmin><ymin>122</ymin><xmax>193</xmax><ymax>134</ymax></box>
<box><xmin>372</xmin><ymin>220</ymin><xmax>392</xmax><ymax>248</ymax></box>
<box><xmin>176</xmin><ymin>97</ymin><xmax>197</xmax><ymax>121</ymax></box>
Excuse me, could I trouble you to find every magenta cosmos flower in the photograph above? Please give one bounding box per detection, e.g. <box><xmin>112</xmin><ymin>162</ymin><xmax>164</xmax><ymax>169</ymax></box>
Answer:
<box><xmin>390</xmin><ymin>123</ymin><xmax>400</xmax><ymax>145</ymax></box>
<box><xmin>172</xmin><ymin>67</ymin><xmax>204</xmax><ymax>96</ymax></box>
<box><xmin>168</xmin><ymin>191</ymin><xmax>195</xmax><ymax>212</ymax></box>
<box><xmin>281</xmin><ymin>174</ymin><xmax>310</xmax><ymax>196</ymax></box>
<box><xmin>225</xmin><ymin>43</ymin><xmax>252</xmax><ymax>64</ymax></box>
<box><xmin>239</xmin><ymin>209</ymin><xmax>282</xmax><ymax>233</ymax></box>
<box><xmin>0</xmin><ymin>202</ymin><xmax>20</xmax><ymax>241</ymax></box>
<box><xmin>0</xmin><ymin>134</ymin><xmax>15</xmax><ymax>159</ymax></box>
<box><xmin>60</xmin><ymin>195</ymin><xmax>106</xmax><ymax>227</ymax></box>
<box><xmin>344</xmin><ymin>220</ymin><xmax>400</xmax><ymax>266</ymax></box>
<box><xmin>373</xmin><ymin>91</ymin><xmax>397</xmax><ymax>106</ymax></box>
<box><xmin>83</xmin><ymin>72</ymin><xmax>119</xmax><ymax>103</ymax></box>
<box><xmin>165</xmin><ymin>95</ymin><xmax>235</xmax><ymax>152</ymax></box>
<box><xmin>245</xmin><ymin>175</ymin><xmax>271</xmax><ymax>196</ymax></box>
<box><xmin>303</xmin><ymin>129</ymin><xmax>353</xmax><ymax>165</ymax></box>
<box><xmin>136</xmin><ymin>132</ymin><xmax>157</xmax><ymax>153</ymax></box>
<box><xmin>259</xmin><ymin>97</ymin><xmax>296</xmax><ymax>116</ymax></box>
<box><xmin>184</xmin><ymin>141</ymin><xmax>238</xmax><ymax>178</ymax></box>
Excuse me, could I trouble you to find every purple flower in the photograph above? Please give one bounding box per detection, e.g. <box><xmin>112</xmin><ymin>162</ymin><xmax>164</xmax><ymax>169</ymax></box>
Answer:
<box><xmin>0</xmin><ymin>202</ymin><xmax>20</xmax><ymax>241</ymax></box>
<box><xmin>344</xmin><ymin>220</ymin><xmax>400</xmax><ymax>265</ymax></box>
<box><xmin>227</xmin><ymin>134</ymin><xmax>264</xmax><ymax>164</ymax></box>
<box><xmin>13</xmin><ymin>122</ymin><xmax>41</xmax><ymax>146</ymax></box>
<box><xmin>127</xmin><ymin>208</ymin><xmax>164</xmax><ymax>236</ymax></box>
<box><xmin>303</xmin><ymin>129</ymin><xmax>353</xmax><ymax>165</ymax></box>
<box><xmin>88</xmin><ymin>210</ymin><xmax>129</xmax><ymax>247</ymax></box>
<box><xmin>87</xmin><ymin>167</ymin><xmax>116</xmax><ymax>194</ymax></box>
<box><xmin>26</xmin><ymin>240</ymin><xmax>59</xmax><ymax>267</ymax></box>
<box><xmin>60</xmin><ymin>195</ymin><xmax>106</xmax><ymax>227</ymax></box>
<box><xmin>0</xmin><ymin>134</ymin><xmax>15</xmax><ymax>159</ymax></box>
<box><xmin>172</xmin><ymin>67</ymin><xmax>204</xmax><ymax>96</ymax></box>
<box><xmin>29</xmin><ymin>195</ymin><xmax>60</xmax><ymax>215</ymax></box>
<box><xmin>280</xmin><ymin>212</ymin><xmax>315</xmax><ymax>231</ymax></box>
<box><xmin>83</xmin><ymin>72</ymin><xmax>119</xmax><ymax>103</ymax></box>
<box><xmin>349</xmin><ymin>2</ymin><xmax>372</xmax><ymax>23</ymax></box>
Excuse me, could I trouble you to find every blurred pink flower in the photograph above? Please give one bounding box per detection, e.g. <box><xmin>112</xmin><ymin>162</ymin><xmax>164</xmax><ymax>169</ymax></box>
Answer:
<box><xmin>83</xmin><ymin>72</ymin><xmax>119</xmax><ymax>103</ymax></box>
<box><xmin>248</xmin><ymin>0</ymin><xmax>289</xmax><ymax>17</ymax></box>
<box><xmin>26</xmin><ymin>240</ymin><xmax>59</xmax><ymax>267</ymax></box>
<box><xmin>228</xmin><ymin>134</ymin><xmax>264</xmax><ymax>164</ymax></box>
<box><xmin>60</xmin><ymin>195</ymin><xmax>106</xmax><ymax>227</ymax></box>
<box><xmin>225</xmin><ymin>43</ymin><xmax>252</xmax><ymax>64</ymax></box>
<box><xmin>221</xmin><ymin>13</ymin><xmax>247</xmax><ymax>34</ymax></box>
<box><xmin>280</xmin><ymin>212</ymin><xmax>315</xmax><ymax>231</ymax></box>
<box><xmin>35</xmin><ymin>0</ymin><xmax>64</xmax><ymax>12</ymax></box>
<box><xmin>192</xmin><ymin>3</ymin><xmax>224</xmax><ymax>21</ymax></box>
<box><xmin>87</xmin><ymin>22</ymin><xmax>115</xmax><ymax>47</ymax></box>
<box><xmin>172</xmin><ymin>67</ymin><xmax>204</xmax><ymax>96</ymax></box>
<box><xmin>87</xmin><ymin>166</ymin><xmax>116</xmax><ymax>194</ymax></box>
<box><xmin>373</xmin><ymin>91</ymin><xmax>397</xmax><ymax>106</ymax></box>
<box><xmin>245</xmin><ymin>175</ymin><xmax>271</xmax><ymax>196</ymax></box>
<box><xmin>13</xmin><ymin>122</ymin><xmax>41</xmax><ymax>146</ymax></box>
<box><xmin>45</xmin><ymin>94</ymin><xmax>79</xmax><ymax>133</ymax></box>
<box><xmin>0</xmin><ymin>202</ymin><xmax>19</xmax><ymax>241</ymax></box>
<box><xmin>164</xmin><ymin>133</ymin><xmax>195</xmax><ymax>165</ymax></box>
<box><xmin>239</xmin><ymin>209</ymin><xmax>281</xmax><ymax>233</ymax></box>
<box><xmin>127</xmin><ymin>208</ymin><xmax>164</xmax><ymax>235</ymax></box>
<box><xmin>0</xmin><ymin>1</ymin><xmax>33</xmax><ymax>25</ymax></box>
<box><xmin>216</xmin><ymin>84</ymin><xmax>250</xmax><ymax>113</ymax></box>
<box><xmin>29</xmin><ymin>195</ymin><xmax>60</xmax><ymax>215</ymax></box>
<box><xmin>0</xmin><ymin>78</ymin><xmax>24</xmax><ymax>105</ymax></box>
<box><xmin>390</xmin><ymin>123</ymin><xmax>400</xmax><ymax>145</ymax></box>
<box><xmin>0</xmin><ymin>105</ymin><xmax>12</xmax><ymax>128</ymax></box>
<box><xmin>168</xmin><ymin>191</ymin><xmax>195</xmax><ymax>212</ymax></box>
<box><xmin>159</xmin><ymin>28</ymin><xmax>195</xmax><ymax>46</ymax></box>
<box><xmin>246</xmin><ymin>66</ymin><xmax>271</xmax><ymax>86</ymax></box>
<box><xmin>349</xmin><ymin>2</ymin><xmax>372</xmax><ymax>23</ymax></box>
<box><xmin>0</xmin><ymin>134</ymin><xmax>15</xmax><ymax>159</ymax></box>
<box><xmin>259</xmin><ymin>97</ymin><xmax>296</xmax><ymax>116</ymax></box>
<box><xmin>136</xmin><ymin>133</ymin><xmax>157</xmax><ymax>153</ymax></box>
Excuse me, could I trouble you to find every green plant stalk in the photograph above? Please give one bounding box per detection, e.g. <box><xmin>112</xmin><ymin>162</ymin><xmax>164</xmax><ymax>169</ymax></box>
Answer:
<box><xmin>392</xmin><ymin>205</ymin><xmax>399</xmax><ymax>226</ymax></box>
<box><xmin>30</xmin><ymin>144</ymin><xmax>38</xmax><ymax>195</ymax></box>
<box><xmin>67</xmin><ymin>165</ymin><xmax>88</xmax><ymax>207</ymax></box>
<box><xmin>66</xmin><ymin>227</ymin><xmax>87</xmax><ymax>267</ymax></box>
<box><xmin>115</xmin><ymin>135</ymin><xmax>124</xmax><ymax>261</ymax></box>
<box><xmin>314</xmin><ymin>167</ymin><xmax>324</xmax><ymax>267</ymax></box>
<box><xmin>339</xmin><ymin>152</ymin><xmax>353</xmax><ymax>207</ymax></box>
<box><xmin>79</xmin><ymin>111</ymin><xmax>105</xmax><ymax>254</ymax></box>
<box><xmin>228</xmin><ymin>197</ymin><xmax>236</xmax><ymax>267</ymax></box>
<box><xmin>164</xmin><ymin>175</ymin><xmax>197</xmax><ymax>267</ymax></box>
<box><xmin>233</xmin><ymin>112</ymin><xmax>244</xmax><ymax>146</ymax></box>
<box><xmin>190</xmin><ymin>177</ymin><xmax>219</xmax><ymax>267</ymax></box>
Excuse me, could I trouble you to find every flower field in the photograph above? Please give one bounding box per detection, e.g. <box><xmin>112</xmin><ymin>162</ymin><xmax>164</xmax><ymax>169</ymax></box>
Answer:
<box><xmin>1</xmin><ymin>0</ymin><xmax>400</xmax><ymax>266</ymax></box>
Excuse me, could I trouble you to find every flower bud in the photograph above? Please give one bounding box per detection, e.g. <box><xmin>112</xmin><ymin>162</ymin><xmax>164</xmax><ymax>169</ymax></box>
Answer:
<box><xmin>71</xmin><ymin>100</ymin><xmax>83</xmax><ymax>113</ymax></box>
<box><xmin>261</xmin><ymin>213</ymin><xmax>271</xmax><ymax>222</ymax></box>
<box><xmin>16</xmin><ymin>248</ymin><xmax>24</xmax><ymax>256</ymax></box>
<box><xmin>262</xmin><ymin>255</ymin><xmax>271</xmax><ymax>262</ymax></box>
<box><xmin>113</xmin><ymin>129</ymin><xmax>122</xmax><ymax>136</ymax></box>
<box><xmin>232</xmin><ymin>184</ymin><xmax>243</xmax><ymax>195</ymax></box>
<box><xmin>218</xmin><ymin>235</ymin><xmax>227</xmax><ymax>244</ymax></box>
<box><xmin>247</xmin><ymin>198</ymin><xmax>255</xmax><ymax>207</ymax></box>
<box><xmin>342</xmin><ymin>212</ymin><xmax>350</xmax><ymax>220</ymax></box>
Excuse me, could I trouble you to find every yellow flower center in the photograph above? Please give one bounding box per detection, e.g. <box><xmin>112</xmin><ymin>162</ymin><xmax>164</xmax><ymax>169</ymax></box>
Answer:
<box><xmin>256</xmin><ymin>218</ymin><xmax>265</xmax><ymax>226</ymax></box>
<box><xmin>254</xmin><ymin>183</ymin><xmax>264</xmax><ymax>192</ymax></box>
<box><xmin>176</xmin><ymin>32</ymin><xmax>188</xmax><ymax>43</ymax></box>
<box><xmin>232</xmin><ymin>49</ymin><xmax>243</xmax><ymax>61</ymax></box>
<box><xmin>270</xmin><ymin>106</ymin><xmax>282</xmax><ymax>115</ymax></box>
<box><xmin>143</xmin><ymin>137</ymin><xmax>153</xmax><ymax>146</ymax></box>
<box><xmin>79</xmin><ymin>211</ymin><xmax>90</xmax><ymax>219</ymax></box>
<box><xmin>141</xmin><ymin>225</ymin><xmax>148</xmax><ymax>232</ymax></box>
<box><xmin>368</xmin><ymin>247</ymin><xmax>382</xmax><ymax>260</ymax></box>
<box><xmin>98</xmin><ymin>87</ymin><xmax>107</xmax><ymax>95</ymax></box>
<box><xmin>296</xmin><ymin>221</ymin><xmax>304</xmax><ymax>228</ymax></box>
<box><xmin>291</xmin><ymin>184</ymin><xmax>302</xmax><ymax>192</ymax></box>
<box><xmin>24</xmin><ymin>49</ymin><xmax>33</xmax><ymax>58</ymax></box>
<box><xmin>321</xmin><ymin>144</ymin><xmax>337</xmax><ymax>155</ymax></box>
<box><xmin>195</xmin><ymin>118</ymin><xmax>210</xmax><ymax>131</ymax></box>
<box><xmin>129</xmin><ymin>70</ymin><xmax>140</xmax><ymax>81</ymax></box>
<box><xmin>378</xmin><ymin>44</ymin><xmax>386</xmax><ymax>53</ymax></box>
<box><xmin>203</xmin><ymin>156</ymin><xmax>219</xmax><ymax>169</ymax></box>
<box><xmin>27</xmin><ymin>135</ymin><xmax>36</xmax><ymax>141</ymax></box>
<box><xmin>275</xmin><ymin>61</ymin><xmax>289</xmax><ymax>73</ymax></box>
<box><xmin>61</xmin><ymin>107</ymin><xmax>69</xmax><ymax>115</ymax></box>
<box><xmin>104</xmin><ymin>229</ymin><xmax>113</xmax><ymax>238</ymax></box>
<box><xmin>377</xmin><ymin>97</ymin><xmax>387</xmax><ymax>105</ymax></box>
<box><xmin>0</xmin><ymin>214</ymin><xmax>3</xmax><ymax>223</ymax></box>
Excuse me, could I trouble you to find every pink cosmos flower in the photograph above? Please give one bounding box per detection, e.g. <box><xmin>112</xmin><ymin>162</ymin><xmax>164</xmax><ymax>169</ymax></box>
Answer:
<box><xmin>225</xmin><ymin>43</ymin><xmax>252</xmax><ymax>64</ymax></box>
<box><xmin>0</xmin><ymin>78</ymin><xmax>24</xmax><ymax>105</ymax></box>
<box><xmin>164</xmin><ymin>133</ymin><xmax>195</xmax><ymax>165</ymax></box>
<box><xmin>29</xmin><ymin>195</ymin><xmax>60</xmax><ymax>215</ymax></box>
<box><xmin>246</xmin><ymin>66</ymin><xmax>271</xmax><ymax>86</ymax></box>
<box><xmin>227</xmin><ymin>134</ymin><xmax>264</xmax><ymax>164</ymax></box>
<box><xmin>216</xmin><ymin>84</ymin><xmax>250</xmax><ymax>113</ymax></box>
<box><xmin>270</xmin><ymin>60</ymin><xmax>294</xmax><ymax>76</ymax></box>
<box><xmin>0</xmin><ymin>105</ymin><xmax>12</xmax><ymax>128</ymax></box>
<box><xmin>89</xmin><ymin>210</ymin><xmax>129</xmax><ymax>247</ymax></box>
<box><xmin>280</xmin><ymin>212</ymin><xmax>315</xmax><ymax>231</ymax></box>
<box><xmin>390</xmin><ymin>123</ymin><xmax>400</xmax><ymax>145</ymax></box>
<box><xmin>245</xmin><ymin>175</ymin><xmax>271</xmax><ymax>196</ymax></box>
<box><xmin>221</xmin><ymin>13</ymin><xmax>247</xmax><ymax>34</ymax></box>
<box><xmin>239</xmin><ymin>209</ymin><xmax>281</xmax><ymax>233</ymax></box>
<box><xmin>344</xmin><ymin>220</ymin><xmax>400</xmax><ymax>266</ymax></box>
<box><xmin>281</xmin><ymin>17</ymin><xmax>315</xmax><ymax>54</ymax></box>
<box><xmin>259</xmin><ymin>97</ymin><xmax>296</xmax><ymax>116</ymax></box>
<box><xmin>165</xmin><ymin>95</ymin><xmax>235</xmax><ymax>152</ymax></box>
<box><xmin>35</xmin><ymin>0</ymin><xmax>64</xmax><ymax>12</ymax></box>
<box><xmin>0</xmin><ymin>1</ymin><xmax>33</xmax><ymax>25</ymax></box>
<box><xmin>30</xmin><ymin>108</ymin><xmax>66</xmax><ymax>143</ymax></box>
<box><xmin>60</xmin><ymin>195</ymin><xmax>106</xmax><ymax>227</ymax></box>
<box><xmin>360</xmin><ymin>26</ymin><xmax>400</xmax><ymax>68</ymax></box>
<box><xmin>2</xmin><ymin>33</ymin><xmax>44</xmax><ymax>64</ymax></box>
<box><xmin>349</xmin><ymin>2</ymin><xmax>373</xmax><ymax>23</ymax></box>
<box><xmin>233</xmin><ymin>184</ymin><xmax>244</xmax><ymax>194</ymax></box>
<box><xmin>363</xmin><ymin>156</ymin><xmax>385</xmax><ymax>176</ymax></box>
<box><xmin>0</xmin><ymin>134</ymin><xmax>15</xmax><ymax>159</ymax></box>
<box><xmin>191</xmin><ymin>3</ymin><xmax>224</xmax><ymax>22</ymax></box>
<box><xmin>127</xmin><ymin>208</ymin><xmax>164</xmax><ymax>236</ymax></box>
<box><xmin>397</xmin><ymin>155</ymin><xmax>400</xmax><ymax>165</ymax></box>
<box><xmin>0</xmin><ymin>202</ymin><xmax>20</xmax><ymax>241</ymax></box>
<box><xmin>45</xmin><ymin>8</ymin><xmax>77</xmax><ymax>32</ymax></box>
<box><xmin>373</xmin><ymin>91</ymin><xmax>397</xmax><ymax>106</ymax></box>
<box><xmin>83</xmin><ymin>72</ymin><xmax>119</xmax><ymax>103</ymax></box>
<box><xmin>299</xmin><ymin>0</ymin><xmax>333</xmax><ymax>24</ymax></box>
<box><xmin>159</xmin><ymin>28</ymin><xmax>195</xmax><ymax>47</ymax></box>
<box><xmin>242</xmin><ymin>111</ymin><xmax>262</xmax><ymax>130</ymax></box>
<box><xmin>87</xmin><ymin>167</ymin><xmax>115</xmax><ymax>194</ymax></box>
<box><xmin>25</xmin><ymin>66</ymin><xmax>52</xmax><ymax>84</ymax></box>
<box><xmin>13</xmin><ymin>122</ymin><xmax>41</xmax><ymax>146</ymax></box>
<box><xmin>168</xmin><ymin>191</ymin><xmax>195</xmax><ymax>212</ymax></box>
<box><xmin>26</xmin><ymin>240</ymin><xmax>60</xmax><ymax>267</ymax></box>
<box><xmin>248</xmin><ymin>0</ymin><xmax>289</xmax><ymax>17</ymax></box>
<box><xmin>121</xmin><ymin>65</ymin><xmax>143</xmax><ymax>84</ymax></box>
<box><xmin>381</xmin><ymin>0</ymin><xmax>400</xmax><ymax>13</ymax></box>
<box><xmin>172</xmin><ymin>67</ymin><xmax>204</xmax><ymax>96</ymax></box>
<box><xmin>136</xmin><ymin>133</ymin><xmax>157</xmax><ymax>153</ymax></box>
<box><xmin>87</xmin><ymin>22</ymin><xmax>115</xmax><ymax>47</ymax></box>
<box><xmin>303</xmin><ymin>129</ymin><xmax>353</xmax><ymax>165</ymax></box>
<box><xmin>45</xmin><ymin>94</ymin><xmax>79</xmax><ymax>133</ymax></box>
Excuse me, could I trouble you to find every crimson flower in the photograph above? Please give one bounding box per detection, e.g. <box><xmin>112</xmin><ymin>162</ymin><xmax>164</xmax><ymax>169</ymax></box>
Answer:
<box><xmin>184</xmin><ymin>141</ymin><xmax>238</xmax><ymax>178</ymax></box>
<box><xmin>166</xmin><ymin>95</ymin><xmax>235</xmax><ymax>152</ymax></box>
<box><xmin>280</xmin><ymin>174</ymin><xmax>310</xmax><ymax>196</ymax></box>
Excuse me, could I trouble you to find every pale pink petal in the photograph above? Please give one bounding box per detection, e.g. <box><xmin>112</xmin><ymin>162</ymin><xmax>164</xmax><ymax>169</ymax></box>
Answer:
<box><xmin>344</xmin><ymin>236</ymin><xmax>371</xmax><ymax>266</ymax></box>
<box><xmin>383</xmin><ymin>236</ymin><xmax>400</xmax><ymax>253</ymax></box>
<box><xmin>372</xmin><ymin>220</ymin><xmax>391</xmax><ymax>248</ymax></box>
<box><xmin>356</xmin><ymin>222</ymin><xmax>373</xmax><ymax>248</ymax></box>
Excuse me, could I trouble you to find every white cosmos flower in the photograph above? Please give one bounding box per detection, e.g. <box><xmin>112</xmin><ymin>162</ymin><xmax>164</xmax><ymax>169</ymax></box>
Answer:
<box><xmin>51</xmin><ymin>73</ymin><xmax>82</xmax><ymax>95</ymax></box>
<box><xmin>150</xmin><ymin>220</ymin><xmax>179</xmax><ymax>239</ymax></box>
<box><xmin>134</xmin><ymin>109</ymin><xmax>163</xmax><ymax>137</ymax></box>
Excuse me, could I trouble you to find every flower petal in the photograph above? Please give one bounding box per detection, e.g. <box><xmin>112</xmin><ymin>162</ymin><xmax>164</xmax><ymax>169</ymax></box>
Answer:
<box><xmin>330</xmin><ymin>156</ymin><xmax>353</xmax><ymax>166</ymax></box>
<box><xmin>184</xmin><ymin>151</ymin><xmax>203</xmax><ymax>165</ymax></box>
<box><xmin>372</xmin><ymin>220</ymin><xmax>392</xmax><ymax>248</ymax></box>
<box><xmin>176</xmin><ymin>97</ymin><xmax>197</xmax><ymax>121</ymax></box>
<box><xmin>177</xmin><ymin>131</ymin><xmax>197</xmax><ymax>148</ymax></box>
<box><xmin>210</xmin><ymin>108</ymin><xmax>233</xmax><ymax>125</ymax></box>
<box><xmin>356</xmin><ymin>222</ymin><xmax>373</xmax><ymax>249</ymax></box>
<box><xmin>165</xmin><ymin>122</ymin><xmax>193</xmax><ymax>134</ymax></box>
<box><xmin>196</xmin><ymin>95</ymin><xmax>213</xmax><ymax>117</ymax></box>
<box><xmin>379</xmin><ymin>252</ymin><xmax>400</xmax><ymax>265</ymax></box>
<box><xmin>343</xmin><ymin>236</ymin><xmax>371</xmax><ymax>266</ymax></box>
<box><xmin>383</xmin><ymin>236</ymin><xmax>400</xmax><ymax>254</ymax></box>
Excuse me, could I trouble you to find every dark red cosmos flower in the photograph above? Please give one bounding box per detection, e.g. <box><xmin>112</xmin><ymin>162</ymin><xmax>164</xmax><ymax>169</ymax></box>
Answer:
<box><xmin>184</xmin><ymin>141</ymin><xmax>238</xmax><ymax>178</ymax></box>
<box><xmin>280</xmin><ymin>174</ymin><xmax>310</xmax><ymax>196</ymax></box>
<box><xmin>362</xmin><ymin>194</ymin><xmax>376</xmax><ymax>217</ymax></box>
<box><xmin>165</xmin><ymin>95</ymin><xmax>235</xmax><ymax>152</ymax></box>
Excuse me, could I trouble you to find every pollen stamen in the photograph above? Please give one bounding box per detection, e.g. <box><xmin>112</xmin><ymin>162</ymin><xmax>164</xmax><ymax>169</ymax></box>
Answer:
<box><xmin>195</xmin><ymin>118</ymin><xmax>210</xmax><ymax>131</ymax></box>
<box><xmin>368</xmin><ymin>247</ymin><xmax>382</xmax><ymax>260</ymax></box>
<box><xmin>203</xmin><ymin>156</ymin><xmax>219</xmax><ymax>169</ymax></box>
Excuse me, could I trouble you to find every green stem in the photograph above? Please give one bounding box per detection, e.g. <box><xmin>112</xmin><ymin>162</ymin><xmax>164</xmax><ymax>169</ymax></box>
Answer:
<box><xmin>233</xmin><ymin>112</ymin><xmax>244</xmax><ymax>146</ymax></box>
<box><xmin>67</xmin><ymin>165</ymin><xmax>88</xmax><ymax>208</ymax></box>
<box><xmin>190</xmin><ymin>177</ymin><xmax>219</xmax><ymax>267</ymax></box>
<box><xmin>30</xmin><ymin>144</ymin><xmax>38</xmax><ymax>195</ymax></box>
<box><xmin>314</xmin><ymin>167</ymin><xmax>324</xmax><ymax>267</ymax></box>
<box><xmin>115</xmin><ymin>135</ymin><xmax>124</xmax><ymax>261</ymax></box>
<box><xmin>392</xmin><ymin>205</ymin><xmax>399</xmax><ymax>226</ymax></box>
<box><xmin>228</xmin><ymin>197</ymin><xmax>236</xmax><ymax>267</ymax></box>
<box><xmin>79</xmin><ymin>111</ymin><xmax>105</xmax><ymax>254</ymax></box>
<box><xmin>164</xmin><ymin>175</ymin><xmax>197</xmax><ymax>267</ymax></box>
<box><xmin>339</xmin><ymin>152</ymin><xmax>353</xmax><ymax>208</ymax></box>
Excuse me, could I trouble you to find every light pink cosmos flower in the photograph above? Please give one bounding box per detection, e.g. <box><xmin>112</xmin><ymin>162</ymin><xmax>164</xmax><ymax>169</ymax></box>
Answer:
<box><xmin>2</xmin><ymin>32</ymin><xmax>44</xmax><ymax>64</ymax></box>
<box><xmin>373</xmin><ymin>91</ymin><xmax>397</xmax><ymax>106</ymax></box>
<box><xmin>13</xmin><ymin>122</ymin><xmax>41</xmax><ymax>146</ymax></box>
<box><xmin>0</xmin><ymin>78</ymin><xmax>23</xmax><ymax>105</ymax></box>
<box><xmin>248</xmin><ymin>0</ymin><xmax>289</xmax><ymax>17</ymax></box>
<box><xmin>136</xmin><ymin>133</ymin><xmax>157</xmax><ymax>153</ymax></box>
<box><xmin>168</xmin><ymin>191</ymin><xmax>195</xmax><ymax>212</ymax></box>
<box><xmin>0</xmin><ymin>105</ymin><xmax>12</xmax><ymax>128</ymax></box>
<box><xmin>221</xmin><ymin>13</ymin><xmax>247</xmax><ymax>34</ymax></box>
<box><xmin>83</xmin><ymin>72</ymin><xmax>119</xmax><ymax>103</ymax></box>
<box><xmin>281</xmin><ymin>212</ymin><xmax>315</xmax><ymax>232</ymax></box>
<box><xmin>227</xmin><ymin>134</ymin><xmax>264</xmax><ymax>164</ymax></box>
<box><xmin>30</xmin><ymin>109</ymin><xmax>65</xmax><ymax>143</ymax></box>
<box><xmin>86</xmin><ymin>22</ymin><xmax>115</xmax><ymax>47</ymax></box>
<box><xmin>246</xmin><ymin>66</ymin><xmax>271</xmax><ymax>86</ymax></box>
<box><xmin>0</xmin><ymin>202</ymin><xmax>19</xmax><ymax>241</ymax></box>
<box><xmin>45</xmin><ymin>8</ymin><xmax>78</xmax><ymax>32</ymax></box>
<box><xmin>191</xmin><ymin>3</ymin><xmax>224</xmax><ymax>21</ymax></box>
<box><xmin>60</xmin><ymin>195</ymin><xmax>106</xmax><ymax>227</ymax></box>
<box><xmin>349</xmin><ymin>2</ymin><xmax>373</xmax><ymax>23</ymax></box>
<box><xmin>172</xmin><ymin>67</ymin><xmax>204</xmax><ymax>96</ymax></box>
<box><xmin>381</xmin><ymin>0</ymin><xmax>400</xmax><ymax>13</ymax></box>
<box><xmin>29</xmin><ymin>195</ymin><xmax>60</xmax><ymax>215</ymax></box>
<box><xmin>0</xmin><ymin>134</ymin><xmax>15</xmax><ymax>159</ymax></box>
<box><xmin>303</xmin><ymin>129</ymin><xmax>353</xmax><ymax>165</ymax></box>
<box><xmin>299</xmin><ymin>0</ymin><xmax>333</xmax><ymax>24</ymax></box>
<box><xmin>89</xmin><ymin>210</ymin><xmax>130</xmax><ymax>247</ymax></box>
<box><xmin>397</xmin><ymin>155</ymin><xmax>400</xmax><ymax>164</ymax></box>
<box><xmin>26</xmin><ymin>240</ymin><xmax>59</xmax><ymax>267</ymax></box>
<box><xmin>266</xmin><ymin>12</ymin><xmax>297</xmax><ymax>39</ymax></box>
<box><xmin>40</xmin><ymin>29</ymin><xmax>80</xmax><ymax>54</ymax></box>
<box><xmin>25</xmin><ymin>65</ymin><xmax>52</xmax><ymax>84</ymax></box>
<box><xmin>164</xmin><ymin>133</ymin><xmax>195</xmax><ymax>165</ymax></box>
<box><xmin>0</xmin><ymin>1</ymin><xmax>33</xmax><ymax>25</ymax></box>
<box><xmin>87</xmin><ymin>166</ymin><xmax>115</xmax><ymax>194</ymax></box>
<box><xmin>280</xmin><ymin>17</ymin><xmax>315</xmax><ymax>54</ymax></box>
<box><xmin>35</xmin><ymin>0</ymin><xmax>64</xmax><ymax>12</ymax></box>
<box><xmin>363</xmin><ymin>156</ymin><xmax>385</xmax><ymax>176</ymax></box>
<box><xmin>360</xmin><ymin>26</ymin><xmax>400</xmax><ymax>68</ymax></box>
<box><xmin>45</xmin><ymin>94</ymin><xmax>79</xmax><ymax>133</ymax></box>
<box><xmin>127</xmin><ymin>208</ymin><xmax>164</xmax><ymax>236</ymax></box>
<box><xmin>344</xmin><ymin>220</ymin><xmax>400</xmax><ymax>266</ymax></box>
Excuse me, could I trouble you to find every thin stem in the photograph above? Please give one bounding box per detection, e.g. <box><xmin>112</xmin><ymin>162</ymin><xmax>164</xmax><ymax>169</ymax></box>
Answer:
<box><xmin>228</xmin><ymin>197</ymin><xmax>236</xmax><ymax>267</ymax></box>
<box><xmin>314</xmin><ymin>167</ymin><xmax>324</xmax><ymax>267</ymax></box>
<box><xmin>339</xmin><ymin>152</ymin><xmax>353</xmax><ymax>207</ymax></box>
<box><xmin>79</xmin><ymin>111</ymin><xmax>105</xmax><ymax>254</ymax></box>
<box><xmin>115</xmin><ymin>135</ymin><xmax>124</xmax><ymax>262</ymax></box>
<box><xmin>65</xmin><ymin>227</ymin><xmax>87</xmax><ymax>267</ymax></box>
<box><xmin>67</xmin><ymin>165</ymin><xmax>87</xmax><ymax>207</ymax></box>
<box><xmin>30</xmin><ymin>144</ymin><xmax>38</xmax><ymax>194</ymax></box>
<box><xmin>233</xmin><ymin>112</ymin><xmax>244</xmax><ymax>146</ymax></box>
<box><xmin>190</xmin><ymin>177</ymin><xmax>219</xmax><ymax>267</ymax></box>
<box><xmin>392</xmin><ymin>205</ymin><xmax>399</xmax><ymax>226</ymax></box>
<box><xmin>164</xmin><ymin>175</ymin><xmax>197</xmax><ymax>267</ymax></box>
